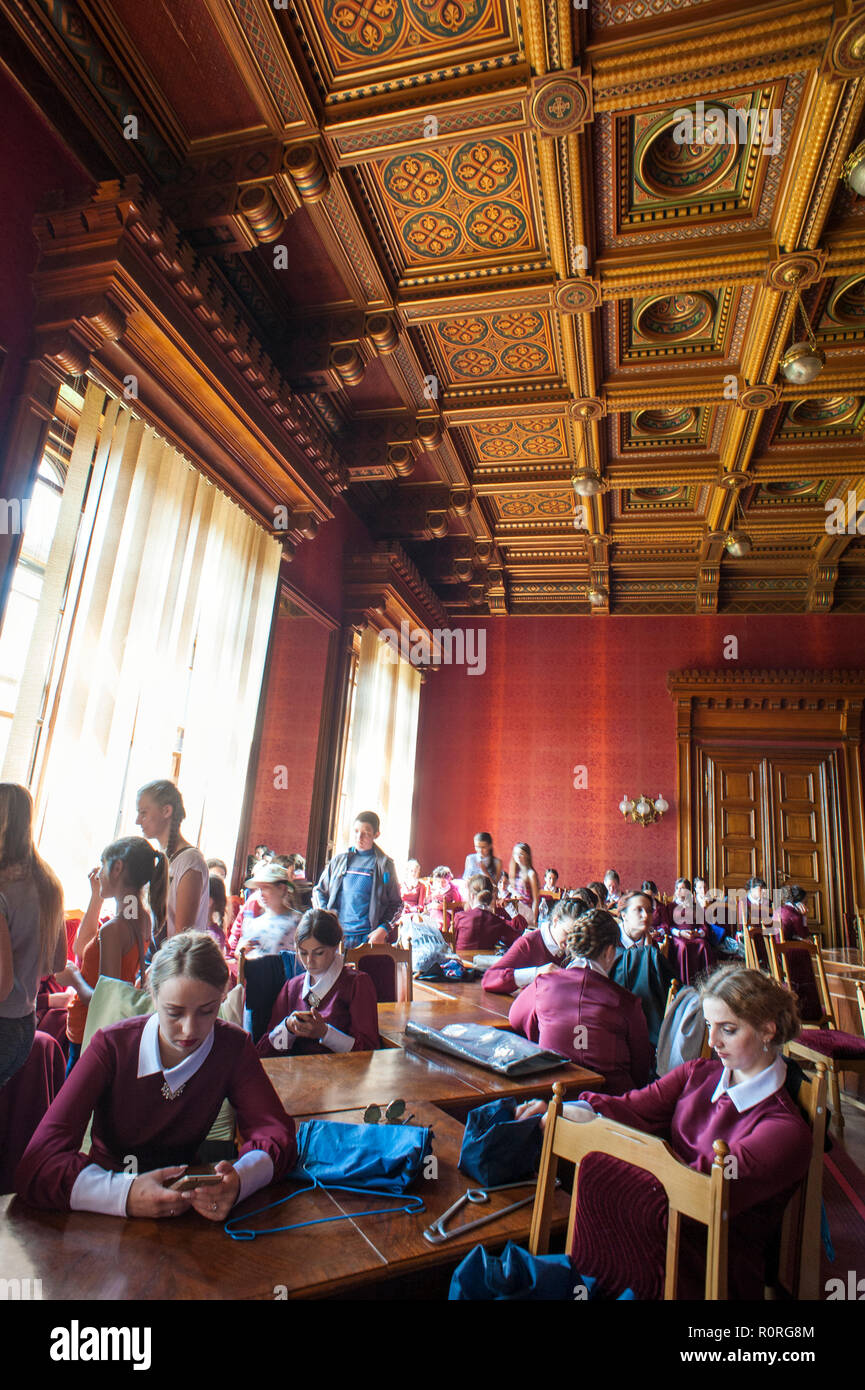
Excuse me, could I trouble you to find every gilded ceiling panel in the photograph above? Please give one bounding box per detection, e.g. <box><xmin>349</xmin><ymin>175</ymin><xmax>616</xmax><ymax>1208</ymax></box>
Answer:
<box><xmin>595</xmin><ymin>76</ymin><xmax>804</xmax><ymax>251</ymax></box>
<box><xmin>426</xmin><ymin>309</ymin><xmax>559</xmax><ymax>384</ymax></box>
<box><xmin>362</xmin><ymin>134</ymin><xmax>541</xmax><ymax>272</ymax></box>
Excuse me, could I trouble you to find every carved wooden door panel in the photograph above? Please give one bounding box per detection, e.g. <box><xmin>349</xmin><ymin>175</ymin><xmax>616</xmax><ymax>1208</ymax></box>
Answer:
<box><xmin>700</xmin><ymin>746</ymin><xmax>840</xmax><ymax>943</ymax></box>
<box><xmin>768</xmin><ymin>754</ymin><xmax>839</xmax><ymax>941</ymax></box>
<box><xmin>702</xmin><ymin>750</ymin><xmax>770</xmax><ymax>895</ymax></box>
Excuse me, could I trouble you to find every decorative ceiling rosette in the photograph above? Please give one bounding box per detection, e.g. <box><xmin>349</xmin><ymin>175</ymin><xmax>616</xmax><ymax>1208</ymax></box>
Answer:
<box><xmin>530</xmin><ymin>72</ymin><xmax>594</xmax><ymax>137</ymax></box>
<box><xmin>555</xmin><ymin>279</ymin><xmax>602</xmax><ymax>313</ymax></box>
<box><xmin>737</xmin><ymin>383</ymin><xmax>781</xmax><ymax>410</ymax></box>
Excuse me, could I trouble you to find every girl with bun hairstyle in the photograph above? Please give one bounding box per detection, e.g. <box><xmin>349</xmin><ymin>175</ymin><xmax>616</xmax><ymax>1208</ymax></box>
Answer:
<box><xmin>453</xmin><ymin>874</ymin><xmax>522</xmax><ymax>952</ymax></box>
<box><xmin>136</xmin><ymin>780</ymin><xmax>209</xmax><ymax>945</ymax></box>
<box><xmin>483</xmin><ymin>894</ymin><xmax>583</xmax><ymax>995</ymax></box>
<box><xmin>16</xmin><ymin>932</ymin><xmax>296</xmax><ymax>1217</ymax></box>
<box><xmin>257</xmin><ymin>909</ymin><xmax>379</xmax><ymax>1057</ymax></box>
<box><xmin>518</xmin><ymin>966</ymin><xmax>812</xmax><ymax>1299</ymax></box>
<box><xmin>508</xmin><ymin>908</ymin><xmax>651</xmax><ymax>1094</ymax></box>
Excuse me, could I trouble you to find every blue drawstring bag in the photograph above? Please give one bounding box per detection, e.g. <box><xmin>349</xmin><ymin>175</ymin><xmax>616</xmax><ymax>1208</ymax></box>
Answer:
<box><xmin>458</xmin><ymin>1098</ymin><xmax>543</xmax><ymax>1187</ymax></box>
<box><xmin>224</xmin><ymin>1119</ymin><xmax>432</xmax><ymax>1240</ymax></box>
<box><xmin>293</xmin><ymin>1119</ymin><xmax>433</xmax><ymax>1193</ymax></box>
<box><xmin>449</xmin><ymin>1242</ymin><xmax>638</xmax><ymax>1301</ymax></box>
<box><xmin>449</xmin><ymin>1242</ymin><xmax>575</xmax><ymax>1300</ymax></box>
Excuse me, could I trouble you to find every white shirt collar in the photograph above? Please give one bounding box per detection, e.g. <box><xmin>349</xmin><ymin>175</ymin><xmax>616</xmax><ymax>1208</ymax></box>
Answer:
<box><xmin>710</xmin><ymin>1054</ymin><xmax>786</xmax><ymax>1112</ymax></box>
<box><xmin>540</xmin><ymin>918</ymin><xmax>563</xmax><ymax>957</ymax></box>
<box><xmin>303</xmin><ymin>954</ymin><xmax>344</xmax><ymax>1005</ymax></box>
<box><xmin>566</xmin><ymin>955</ymin><xmax>608</xmax><ymax>978</ymax></box>
<box><xmin>619</xmin><ymin>925</ymin><xmax>642</xmax><ymax>950</ymax></box>
<box><xmin>137</xmin><ymin>1011</ymin><xmax>215</xmax><ymax>1092</ymax></box>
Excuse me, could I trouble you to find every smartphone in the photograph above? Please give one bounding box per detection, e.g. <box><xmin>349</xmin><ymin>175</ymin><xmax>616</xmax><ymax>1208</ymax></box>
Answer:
<box><xmin>169</xmin><ymin>1167</ymin><xmax>222</xmax><ymax>1192</ymax></box>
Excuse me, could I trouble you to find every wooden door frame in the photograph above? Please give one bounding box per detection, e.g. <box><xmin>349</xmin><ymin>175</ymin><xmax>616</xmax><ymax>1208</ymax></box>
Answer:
<box><xmin>668</xmin><ymin>669</ymin><xmax>865</xmax><ymax>943</ymax></box>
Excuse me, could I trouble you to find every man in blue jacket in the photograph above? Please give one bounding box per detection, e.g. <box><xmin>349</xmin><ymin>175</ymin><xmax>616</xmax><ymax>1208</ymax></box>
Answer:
<box><xmin>313</xmin><ymin>811</ymin><xmax>403</xmax><ymax>949</ymax></box>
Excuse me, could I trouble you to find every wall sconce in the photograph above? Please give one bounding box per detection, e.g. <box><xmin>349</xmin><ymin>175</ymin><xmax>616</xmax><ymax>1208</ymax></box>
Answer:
<box><xmin>619</xmin><ymin>793</ymin><xmax>669</xmax><ymax>826</ymax></box>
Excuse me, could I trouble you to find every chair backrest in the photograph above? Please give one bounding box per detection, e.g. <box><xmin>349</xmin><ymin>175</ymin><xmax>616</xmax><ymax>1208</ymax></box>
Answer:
<box><xmin>441</xmin><ymin>897</ymin><xmax>464</xmax><ymax>945</ymax></box>
<box><xmin>771</xmin><ymin>1063</ymin><xmax>827</xmax><ymax>1300</ymax></box>
<box><xmin>343</xmin><ymin>943</ymin><xmax>413</xmax><ymax>1002</ymax></box>
<box><xmin>241</xmin><ymin>950</ymin><xmax>300</xmax><ymax>1041</ymax></box>
<box><xmin>528</xmin><ymin>1082</ymin><xmax>730</xmax><ymax>1299</ymax></box>
<box><xmin>656</xmin><ymin>933</ymin><xmax>671</xmax><ymax>959</ymax></box>
<box><xmin>743</xmin><ymin>927</ymin><xmax>773</xmax><ymax>972</ymax></box>
<box><xmin>767</xmin><ymin>937</ymin><xmax>836</xmax><ymax>1028</ymax></box>
<box><xmin>856</xmin><ymin>981</ymin><xmax>865</xmax><ymax>1034</ymax></box>
<box><xmin>664</xmin><ymin>978</ymin><xmax>680</xmax><ymax>1014</ymax></box>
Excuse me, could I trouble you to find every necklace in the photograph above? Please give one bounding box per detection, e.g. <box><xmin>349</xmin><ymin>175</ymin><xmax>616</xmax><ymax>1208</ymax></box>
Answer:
<box><xmin>161</xmin><ymin>1079</ymin><xmax>187</xmax><ymax>1101</ymax></box>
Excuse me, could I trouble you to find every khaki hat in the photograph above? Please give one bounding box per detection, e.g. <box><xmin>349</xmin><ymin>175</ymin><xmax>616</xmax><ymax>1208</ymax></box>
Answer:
<box><xmin>245</xmin><ymin>863</ymin><xmax>292</xmax><ymax>889</ymax></box>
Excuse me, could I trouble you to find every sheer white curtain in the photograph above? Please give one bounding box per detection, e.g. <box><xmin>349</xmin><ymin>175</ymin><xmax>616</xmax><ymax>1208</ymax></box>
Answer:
<box><xmin>334</xmin><ymin>626</ymin><xmax>421</xmax><ymax>865</ymax></box>
<box><xmin>2</xmin><ymin>382</ymin><xmax>281</xmax><ymax>901</ymax></box>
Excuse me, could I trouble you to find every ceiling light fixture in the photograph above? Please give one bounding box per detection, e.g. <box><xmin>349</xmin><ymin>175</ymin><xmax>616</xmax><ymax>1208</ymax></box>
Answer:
<box><xmin>841</xmin><ymin>139</ymin><xmax>865</xmax><ymax>197</ymax></box>
<box><xmin>572</xmin><ymin>469</ymin><xmax>606</xmax><ymax>497</ymax></box>
<box><xmin>779</xmin><ymin>288</ymin><xmax>825</xmax><ymax>385</ymax></box>
<box><xmin>724</xmin><ymin>490</ymin><xmax>753</xmax><ymax>558</ymax></box>
<box><xmin>587</xmin><ymin>582</ymin><xmax>608</xmax><ymax>606</ymax></box>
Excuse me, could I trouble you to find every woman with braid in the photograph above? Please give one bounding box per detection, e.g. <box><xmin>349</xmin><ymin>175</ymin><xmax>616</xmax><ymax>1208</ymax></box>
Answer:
<box><xmin>508</xmin><ymin>908</ymin><xmax>651</xmax><ymax>1095</ymax></box>
<box><xmin>136</xmin><ymin>781</ymin><xmax>209</xmax><ymax>946</ymax></box>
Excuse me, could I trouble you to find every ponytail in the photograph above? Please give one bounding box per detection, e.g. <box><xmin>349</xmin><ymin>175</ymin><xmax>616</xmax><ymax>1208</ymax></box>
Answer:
<box><xmin>138</xmin><ymin>779</ymin><xmax>186</xmax><ymax>859</ymax></box>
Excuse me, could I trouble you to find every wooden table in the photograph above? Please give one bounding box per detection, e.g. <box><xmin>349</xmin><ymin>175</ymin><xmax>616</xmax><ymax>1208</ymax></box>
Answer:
<box><xmin>377</xmin><ymin>999</ymin><xmax>512</xmax><ymax>1046</ymax></box>
<box><xmin>262</xmin><ymin>1049</ymin><xmax>481</xmax><ymax>1114</ymax></box>
<box><xmin>413</xmin><ymin>975</ymin><xmax>515</xmax><ymax>1018</ymax></box>
<box><xmin>1</xmin><ymin>1101</ymin><xmax>571</xmax><ymax>1300</ymax></box>
<box><xmin>293</xmin><ymin>1102</ymin><xmax>569</xmax><ymax>1291</ymax></box>
<box><xmin>375</xmin><ymin>1003</ymin><xmax>602</xmax><ymax>1107</ymax></box>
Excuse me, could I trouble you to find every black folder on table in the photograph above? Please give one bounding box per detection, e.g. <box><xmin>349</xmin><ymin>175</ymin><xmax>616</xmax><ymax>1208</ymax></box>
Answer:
<box><xmin>404</xmin><ymin>1020</ymin><xmax>568</xmax><ymax>1076</ymax></box>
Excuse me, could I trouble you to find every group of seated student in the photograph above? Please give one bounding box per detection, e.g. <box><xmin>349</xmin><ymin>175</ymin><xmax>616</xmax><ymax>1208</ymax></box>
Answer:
<box><xmin>1</xmin><ymin>792</ymin><xmax>830</xmax><ymax>1301</ymax></box>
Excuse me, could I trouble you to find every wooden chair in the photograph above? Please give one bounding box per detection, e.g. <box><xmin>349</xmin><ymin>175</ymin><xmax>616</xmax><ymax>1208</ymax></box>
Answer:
<box><xmin>768</xmin><ymin>937</ymin><xmax>865</xmax><ymax>1131</ymax></box>
<box><xmin>440</xmin><ymin>897</ymin><xmax>464</xmax><ymax>945</ymax></box>
<box><xmin>344</xmin><ymin>942</ymin><xmax>413</xmax><ymax>1003</ymax></box>
<box><xmin>766</xmin><ymin>1062</ymin><xmax>827</xmax><ymax>1301</ymax></box>
<box><xmin>528</xmin><ymin>1082</ymin><xmax>731</xmax><ymax>1299</ymax></box>
<box><xmin>743</xmin><ymin>926</ymin><xmax>775</xmax><ymax>972</ymax></box>
<box><xmin>664</xmin><ymin>978</ymin><xmax>680</xmax><ymax>1015</ymax></box>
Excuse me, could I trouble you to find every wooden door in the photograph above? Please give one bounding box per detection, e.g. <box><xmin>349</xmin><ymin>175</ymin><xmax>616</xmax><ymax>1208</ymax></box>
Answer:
<box><xmin>702</xmin><ymin>751</ymin><xmax>770</xmax><ymax>895</ymax></box>
<box><xmin>769</xmin><ymin>754</ymin><xmax>840</xmax><ymax>941</ymax></box>
<box><xmin>698</xmin><ymin>746</ymin><xmax>841</xmax><ymax>943</ymax></box>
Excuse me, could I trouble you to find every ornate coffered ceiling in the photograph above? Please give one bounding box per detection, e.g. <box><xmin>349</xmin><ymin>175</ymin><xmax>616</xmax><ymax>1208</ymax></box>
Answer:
<box><xmin>4</xmin><ymin>0</ymin><xmax>865</xmax><ymax>614</ymax></box>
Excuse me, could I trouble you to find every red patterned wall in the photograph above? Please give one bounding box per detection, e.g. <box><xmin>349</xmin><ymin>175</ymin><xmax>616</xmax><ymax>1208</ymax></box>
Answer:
<box><xmin>246</xmin><ymin>497</ymin><xmax>374</xmax><ymax>859</ymax></box>
<box><xmin>410</xmin><ymin>614</ymin><xmax>865</xmax><ymax>893</ymax></box>
<box><xmin>248</xmin><ymin>615</ymin><xmax>330</xmax><ymax>858</ymax></box>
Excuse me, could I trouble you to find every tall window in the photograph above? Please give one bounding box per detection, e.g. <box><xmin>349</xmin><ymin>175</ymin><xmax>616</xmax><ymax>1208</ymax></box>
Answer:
<box><xmin>332</xmin><ymin>625</ymin><xmax>421</xmax><ymax>866</ymax></box>
<box><xmin>1</xmin><ymin>381</ymin><xmax>281</xmax><ymax>899</ymax></box>
<box><xmin>0</xmin><ymin>383</ymin><xmax>79</xmax><ymax>770</ymax></box>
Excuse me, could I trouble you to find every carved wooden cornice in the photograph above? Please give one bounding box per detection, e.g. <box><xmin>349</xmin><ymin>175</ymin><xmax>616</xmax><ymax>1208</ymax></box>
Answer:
<box><xmin>343</xmin><ymin>540</ymin><xmax>450</xmax><ymax>634</ymax></box>
<box><xmin>31</xmin><ymin>177</ymin><xmax>346</xmax><ymax>531</ymax></box>
<box><xmin>668</xmin><ymin>668</ymin><xmax>865</xmax><ymax>693</ymax></box>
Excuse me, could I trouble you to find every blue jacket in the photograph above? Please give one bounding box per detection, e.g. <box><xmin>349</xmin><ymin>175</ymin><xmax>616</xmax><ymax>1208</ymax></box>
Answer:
<box><xmin>313</xmin><ymin>843</ymin><xmax>403</xmax><ymax>940</ymax></box>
